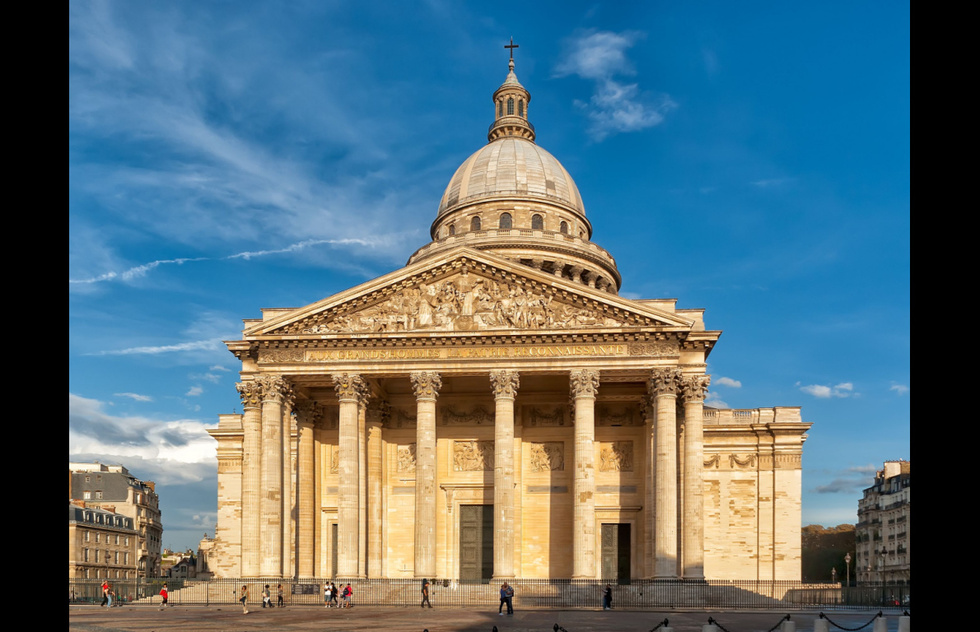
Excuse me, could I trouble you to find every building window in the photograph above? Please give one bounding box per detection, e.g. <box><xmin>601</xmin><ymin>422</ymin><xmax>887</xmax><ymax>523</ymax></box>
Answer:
<box><xmin>83</xmin><ymin>491</ymin><xmax>91</xmax><ymax>500</ymax></box>
<box><xmin>507</xmin><ymin>98</ymin><xmax>514</xmax><ymax>115</ymax></box>
<box><xmin>95</xmin><ymin>533</ymin><xmax>100</xmax><ymax>543</ymax></box>
<box><xmin>499</xmin><ymin>213</ymin><xmax>512</xmax><ymax>229</ymax></box>
<box><xmin>95</xmin><ymin>491</ymin><xmax>103</xmax><ymax>499</ymax></box>
<box><xmin>85</xmin><ymin>531</ymin><xmax>90</xmax><ymax>542</ymax></box>
<box><xmin>518</xmin><ymin>100</ymin><xmax>524</xmax><ymax>117</ymax></box>
<box><xmin>448</xmin><ymin>223</ymin><xmax>455</xmax><ymax>236</ymax></box>
<box><xmin>560</xmin><ymin>221</ymin><xmax>569</xmax><ymax>234</ymax></box>
<box><xmin>95</xmin><ymin>550</ymin><xmax>99</xmax><ymax>563</ymax></box>
<box><xmin>531</xmin><ymin>214</ymin><xmax>543</xmax><ymax>230</ymax></box>
<box><xmin>84</xmin><ymin>549</ymin><xmax>89</xmax><ymax>562</ymax></box>
<box><xmin>497</xmin><ymin>100</ymin><xmax>502</xmax><ymax>117</ymax></box>
<box><xmin>124</xmin><ymin>552</ymin><xmax>129</xmax><ymax>564</ymax></box>
<box><xmin>470</xmin><ymin>216</ymin><xmax>481</xmax><ymax>231</ymax></box>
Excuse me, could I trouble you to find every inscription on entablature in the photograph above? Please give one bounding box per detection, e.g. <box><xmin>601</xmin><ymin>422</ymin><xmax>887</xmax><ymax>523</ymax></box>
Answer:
<box><xmin>527</xmin><ymin>485</ymin><xmax>568</xmax><ymax>493</ymax></box>
<box><xmin>628</xmin><ymin>341</ymin><xmax>679</xmax><ymax>356</ymax></box>
<box><xmin>441</xmin><ymin>404</ymin><xmax>493</xmax><ymax>426</ymax></box>
<box><xmin>524</xmin><ymin>406</ymin><xmax>567</xmax><ymax>427</ymax></box>
<box><xmin>453</xmin><ymin>440</ymin><xmax>494</xmax><ymax>471</ymax></box>
<box><xmin>397</xmin><ymin>444</ymin><xmax>417</xmax><ymax>473</ymax></box>
<box><xmin>597</xmin><ymin>403</ymin><xmax>641</xmax><ymax>426</ymax></box>
<box><xmin>528</xmin><ymin>442</ymin><xmax>565</xmax><ymax>472</ymax></box>
<box><xmin>599</xmin><ymin>441</ymin><xmax>634</xmax><ymax>472</ymax></box>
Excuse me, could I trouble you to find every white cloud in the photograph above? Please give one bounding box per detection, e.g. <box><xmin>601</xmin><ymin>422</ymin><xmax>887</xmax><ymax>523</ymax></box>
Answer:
<box><xmin>797</xmin><ymin>382</ymin><xmax>857</xmax><ymax>398</ymax></box>
<box><xmin>704</xmin><ymin>392</ymin><xmax>730</xmax><ymax>409</ymax></box>
<box><xmin>69</xmin><ymin>393</ymin><xmax>216</xmax><ymax>483</ymax></box>
<box><xmin>114</xmin><ymin>392</ymin><xmax>153</xmax><ymax>402</ymax></box>
<box><xmin>186</xmin><ymin>385</ymin><xmax>204</xmax><ymax>397</ymax></box>
<box><xmin>751</xmin><ymin>177</ymin><xmax>796</xmax><ymax>188</ymax></box>
<box><xmin>93</xmin><ymin>339</ymin><xmax>224</xmax><ymax>356</ymax></box>
<box><xmin>209</xmin><ymin>365</ymin><xmax>231</xmax><ymax>372</ymax></box>
<box><xmin>555</xmin><ymin>30</ymin><xmax>674</xmax><ymax>141</ymax></box>
<box><xmin>715</xmin><ymin>377</ymin><xmax>742</xmax><ymax>388</ymax></box>
<box><xmin>890</xmin><ymin>384</ymin><xmax>909</xmax><ymax>395</ymax></box>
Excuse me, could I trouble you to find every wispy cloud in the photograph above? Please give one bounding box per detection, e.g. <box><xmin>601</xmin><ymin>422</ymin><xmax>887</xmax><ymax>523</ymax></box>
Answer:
<box><xmin>890</xmin><ymin>384</ymin><xmax>909</xmax><ymax>396</ymax></box>
<box><xmin>91</xmin><ymin>339</ymin><xmax>224</xmax><ymax>356</ymax></box>
<box><xmin>704</xmin><ymin>392</ymin><xmax>730</xmax><ymax>409</ymax></box>
<box><xmin>186</xmin><ymin>386</ymin><xmax>204</xmax><ymax>397</ymax></box>
<box><xmin>715</xmin><ymin>376</ymin><xmax>742</xmax><ymax>388</ymax></box>
<box><xmin>751</xmin><ymin>177</ymin><xmax>797</xmax><ymax>188</ymax></box>
<box><xmin>797</xmin><ymin>381</ymin><xmax>856</xmax><ymax>398</ymax></box>
<box><xmin>812</xmin><ymin>464</ymin><xmax>877</xmax><ymax>494</ymax></box>
<box><xmin>114</xmin><ymin>392</ymin><xmax>153</xmax><ymax>402</ymax></box>
<box><xmin>555</xmin><ymin>30</ymin><xmax>675</xmax><ymax>141</ymax></box>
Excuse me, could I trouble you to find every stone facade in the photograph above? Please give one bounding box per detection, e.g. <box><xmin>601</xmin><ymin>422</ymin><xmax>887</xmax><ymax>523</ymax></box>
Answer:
<box><xmin>856</xmin><ymin>460</ymin><xmax>910</xmax><ymax>584</ymax></box>
<box><xmin>68</xmin><ymin>502</ymin><xmax>139</xmax><ymax>579</ymax></box>
<box><xmin>207</xmin><ymin>54</ymin><xmax>810</xmax><ymax>581</ymax></box>
<box><xmin>69</xmin><ymin>462</ymin><xmax>163</xmax><ymax>577</ymax></box>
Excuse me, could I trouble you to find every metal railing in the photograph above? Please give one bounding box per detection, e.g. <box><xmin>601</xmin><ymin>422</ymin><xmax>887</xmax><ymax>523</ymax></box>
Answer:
<box><xmin>67</xmin><ymin>578</ymin><xmax>910</xmax><ymax>611</ymax></box>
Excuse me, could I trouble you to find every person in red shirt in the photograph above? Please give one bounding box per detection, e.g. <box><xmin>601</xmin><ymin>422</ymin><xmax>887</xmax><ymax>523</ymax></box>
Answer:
<box><xmin>159</xmin><ymin>583</ymin><xmax>168</xmax><ymax>610</ymax></box>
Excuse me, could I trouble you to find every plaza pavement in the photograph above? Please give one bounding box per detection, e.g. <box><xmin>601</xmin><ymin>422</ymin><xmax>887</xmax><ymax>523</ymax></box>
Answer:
<box><xmin>68</xmin><ymin>604</ymin><xmax>908</xmax><ymax>631</ymax></box>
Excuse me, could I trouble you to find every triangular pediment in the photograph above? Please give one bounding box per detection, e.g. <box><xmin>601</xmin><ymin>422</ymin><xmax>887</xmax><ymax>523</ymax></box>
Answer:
<box><xmin>245</xmin><ymin>248</ymin><xmax>694</xmax><ymax>338</ymax></box>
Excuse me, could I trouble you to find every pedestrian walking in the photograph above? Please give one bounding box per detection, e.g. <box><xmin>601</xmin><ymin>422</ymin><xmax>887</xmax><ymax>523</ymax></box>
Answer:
<box><xmin>331</xmin><ymin>582</ymin><xmax>339</xmax><ymax>607</ymax></box>
<box><xmin>324</xmin><ymin>583</ymin><xmax>332</xmax><ymax>608</ymax></box>
<box><xmin>277</xmin><ymin>583</ymin><xmax>284</xmax><ymax>607</ymax></box>
<box><xmin>421</xmin><ymin>578</ymin><xmax>432</xmax><ymax>608</ymax></box>
<box><xmin>159</xmin><ymin>583</ymin><xmax>168</xmax><ymax>610</ymax></box>
<box><xmin>341</xmin><ymin>583</ymin><xmax>353</xmax><ymax>608</ymax></box>
<box><xmin>602</xmin><ymin>584</ymin><xmax>612</xmax><ymax>610</ymax></box>
<box><xmin>101</xmin><ymin>580</ymin><xmax>109</xmax><ymax>607</ymax></box>
<box><xmin>240</xmin><ymin>585</ymin><xmax>249</xmax><ymax>614</ymax></box>
<box><xmin>262</xmin><ymin>584</ymin><xmax>271</xmax><ymax>608</ymax></box>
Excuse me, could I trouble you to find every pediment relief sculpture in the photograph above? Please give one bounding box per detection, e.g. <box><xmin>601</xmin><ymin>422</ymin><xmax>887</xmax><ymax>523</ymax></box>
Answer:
<box><xmin>289</xmin><ymin>272</ymin><xmax>657</xmax><ymax>335</ymax></box>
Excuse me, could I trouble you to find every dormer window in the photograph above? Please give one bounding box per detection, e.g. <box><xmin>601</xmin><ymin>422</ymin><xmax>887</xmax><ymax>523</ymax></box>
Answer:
<box><xmin>499</xmin><ymin>213</ymin><xmax>512</xmax><ymax>229</ymax></box>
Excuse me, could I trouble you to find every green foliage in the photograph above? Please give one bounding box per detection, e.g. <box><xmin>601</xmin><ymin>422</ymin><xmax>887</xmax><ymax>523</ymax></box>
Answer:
<box><xmin>801</xmin><ymin>524</ymin><xmax>856</xmax><ymax>583</ymax></box>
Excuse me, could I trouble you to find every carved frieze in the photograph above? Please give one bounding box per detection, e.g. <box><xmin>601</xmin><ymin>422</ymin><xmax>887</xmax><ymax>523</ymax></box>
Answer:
<box><xmin>397</xmin><ymin>444</ymin><xmax>417</xmax><ymax>473</ymax></box>
<box><xmin>293</xmin><ymin>273</ymin><xmax>638</xmax><ymax>335</ymax></box>
<box><xmin>730</xmin><ymin>454</ymin><xmax>757</xmax><ymax>469</ymax></box>
<box><xmin>453</xmin><ymin>440</ymin><xmax>494</xmax><ymax>471</ymax></box>
<box><xmin>386</xmin><ymin>408</ymin><xmax>417</xmax><ymax>428</ymax></box>
<box><xmin>260</xmin><ymin>349</ymin><xmax>303</xmax><ymax>363</ymax></box>
<box><xmin>599</xmin><ymin>441</ymin><xmax>634</xmax><ymax>472</ymax></box>
<box><xmin>596</xmin><ymin>403</ymin><xmax>640</xmax><ymax>427</ymax></box>
<box><xmin>528</xmin><ymin>442</ymin><xmax>564</xmax><ymax>472</ymax></box>
<box><xmin>525</xmin><ymin>406</ymin><xmax>566</xmax><ymax>427</ymax></box>
<box><xmin>442</xmin><ymin>404</ymin><xmax>493</xmax><ymax>426</ymax></box>
<box><xmin>628</xmin><ymin>341</ymin><xmax>678</xmax><ymax>356</ymax></box>
<box><xmin>704</xmin><ymin>454</ymin><xmax>721</xmax><ymax>469</ymax></box>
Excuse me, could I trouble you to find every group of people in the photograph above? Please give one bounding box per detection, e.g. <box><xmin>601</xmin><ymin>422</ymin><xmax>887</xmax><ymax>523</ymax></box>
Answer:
<box><xmin>259</xmin><ymin>584</ymin><xmax>286</xmax><ymax>608</ymax></box>
<box><xmin>323</xmin><ymin>582</ymin><xmax>354</xmax><ymax>608</ymax></box>
<box><xmin>100</xmin><ymin>580</ymin><xmax>114</xmax><ymax>608</ymax></box>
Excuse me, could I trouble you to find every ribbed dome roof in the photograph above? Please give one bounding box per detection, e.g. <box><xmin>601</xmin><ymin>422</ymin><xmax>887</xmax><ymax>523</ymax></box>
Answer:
<box><xmin>437</xmin><ymin>138</ymin><xmax>586</xmax><ymax>218</ymax></box>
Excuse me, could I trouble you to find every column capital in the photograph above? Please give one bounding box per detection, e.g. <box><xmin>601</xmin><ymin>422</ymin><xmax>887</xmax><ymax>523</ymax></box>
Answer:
<box><xmin>366</xmin><ymin>400</ymin><xmax>390</xmax><ymax>426</ymax></box>
<box><xmin>333</xmin><ymin>373</ymin><xmax>369</xmax><ymax>404</ymax></box>
<box><xmin>410</xmin><ymin>371</ymin><xmax>442</xmax><ymax>401</ymax></box>
<box><xmin>490</xmin><ymin>369</ymin><xmax>520</xmax><ymax>399</ymax></box>
<box><xmin>236</xmin><ymin>381</ymin><xmax>263</xmax><ymax>410</ymax></box>
<box><xmin>295</xmin><ymin>399</ymin><xmax>323</xmax><ymax>427</ymax></box>
<box><xmin>256</xmin><ymin>374</ymin><xmax>292</xmax><ymax>404</ymax></box>
<box><xmin>648</xmin><ymin>367</ymin><xmax>682</xmax><ymax>397</ymax></box>
<box><xmin>570</xmin><ymin>368</ymin><xmax>600</xmax><ymax>399</ymax></box>
<box><xmin>681</xmin><ymin>375</ymin><xmax>711</xmax><ymax>403</ymax></box>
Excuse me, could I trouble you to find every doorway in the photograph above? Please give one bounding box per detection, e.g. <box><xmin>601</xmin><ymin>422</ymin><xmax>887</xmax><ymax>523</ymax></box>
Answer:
<box><xmin>459</xmin><ymin>505</ymin><xmax>493</xmax><ymax>581</ymax></box>
<box><xmin>601</xmin><ymin>523</ymin><xmax>631</xmax><ymax>583</ymax></box>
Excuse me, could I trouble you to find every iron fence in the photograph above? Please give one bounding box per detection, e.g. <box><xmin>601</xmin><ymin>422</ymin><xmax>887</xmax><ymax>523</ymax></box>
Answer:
<box><xmin>68</xmin><ymin>578</ymin><xmax>910</xmax><ymax>611</ymax></box>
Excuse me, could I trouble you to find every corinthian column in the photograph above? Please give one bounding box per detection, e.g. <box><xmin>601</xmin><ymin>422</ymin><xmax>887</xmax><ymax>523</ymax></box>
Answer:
<box><xmin>281</xmin><ymin>389</ymin><xmax>296</xmax><ymax>576</ymax></box>
<box><xmin>258</xmin><ymin>374</ymin><xmax>291</xmax><ymax>577</ymax></box>
<box><xmin>366</xmin><ymin>401</ymin><xmax>388</xmax><ymax>577</ymax></box>
<box><xmin>295</xmin><ymin>400</ymin><xmax>321</xmax><ymax>578</ymax></box>
<box><xmin>411</xmin><ymin>371</ymin><xmax>442</xmax><ymax>578</ymax></box>
<box><xmin>490</xmin><ymin>369</ymin><xmax>520</xmax><ymax>579</ymax></box>
<box><xmin>681</xmin><ymin>374</ymin><xmax>710</xmax><ymax>580</ymax></box>
<box><xmin>334</xmin><ymin>373</ymin><xmax>367</xmax><ymax>577</ymax></box>
<box><xmin>570</xmin><ymin>368</ymin><xmax>599</xmax><ymax>579</ymax></box>
<box><xmin>236</xmin><ymin>381</ymin><xmax>263</xmax><ymax>577</ymax></box>
<box><xmin>649</xmin><ymin>368</ymin><xmax>681</xmax><ymax>579</ymax></box>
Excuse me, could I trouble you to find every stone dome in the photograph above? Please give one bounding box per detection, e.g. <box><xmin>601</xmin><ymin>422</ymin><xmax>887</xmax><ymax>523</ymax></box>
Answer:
<box><xmin>436</xmin><ymin>138</ymin><xmax>587</xmax><ymax>221</ymax></box>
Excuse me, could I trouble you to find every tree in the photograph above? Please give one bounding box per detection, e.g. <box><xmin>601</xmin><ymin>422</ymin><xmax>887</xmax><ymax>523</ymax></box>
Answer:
<box><xmin>802</xmin><ymin>524</ymin><xmax>856</xmax><ymax>583</ymax></box>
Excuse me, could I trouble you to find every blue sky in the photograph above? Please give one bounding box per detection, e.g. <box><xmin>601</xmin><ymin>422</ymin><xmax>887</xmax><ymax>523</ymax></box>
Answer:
<box><xmin>69</xmin><ymin>2</ymin><xmax>910</xmax><ymax>552</ymax></box>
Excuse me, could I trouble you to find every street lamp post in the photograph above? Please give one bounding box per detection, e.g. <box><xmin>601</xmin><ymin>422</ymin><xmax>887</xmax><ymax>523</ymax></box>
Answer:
<box><xmin>844</xmin><ymin>552</ymin><xmax>851</xmax><ymax>587</ymax></box>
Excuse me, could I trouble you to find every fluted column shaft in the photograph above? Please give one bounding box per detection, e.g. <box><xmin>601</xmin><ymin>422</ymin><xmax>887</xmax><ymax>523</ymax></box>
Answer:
<box><xmin>650</xmin><ymin>368</ymin><xmax>681</xmax><ymax>579</ymax></box>
<box><xmin>366</xmin><ymin>404</ymin><xmax>386</xmax><ymax>577</ymax></box>
<box><xmin>296</xmin><ymin>401</ymin><xmax>320</xmax><ymax>578</ymax></box>
<box><xmin>643</xmin><ymin>399</ymin><xmax>656</xmax><ymax>578</ymax></box>
<box><xmin>411</xmin><ymin>372</ymin><xmax>442</xmax><ymax>578</ymax></box>
<box><xmin>237</xmin><ymin>382</ymin><xmax>263</xmax><ymax>577</ymax></box>
<box><xmin>490</xmin><ymin>370</ymin><xmax>520</xmax><ymax>579</ymax></box>
<box><xmin>681</xmin><ymin>375</ymin><xmax>710</xmax><ymax>580</ymax></box>
<box><xmin>281</xmin><ymin>392</ymin><xmax>295</xmax><ymax>576</ymax></box>
<box><xmin>334</xmin><ymin>374</ymin><xmax>367</xmax><ymax>577</ymax></box>
<box><xmin>570</xmin><ymin>369</ymin><xmax>599</xmax><ymax>579</ymax></box>
<box><xmin>357</xmin><ymin>400</ymin><xmax>368</xmax><ymax>577</ymax></box>
<box><xmin>258</xmin><ymin>375</ymin><xmax>290</xmax><ymax>576</ymax></box>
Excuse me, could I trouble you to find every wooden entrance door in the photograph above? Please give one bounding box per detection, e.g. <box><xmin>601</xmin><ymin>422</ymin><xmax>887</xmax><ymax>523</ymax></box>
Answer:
<box><xmin>601</xmin><ymin>523</ymin><xmax>631</xmax><ymax>583</ymax></box>
<box><xmin>459</xmin><ymin>505</ymin><xmax>493</xmax><ymax>581</ymax></box>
